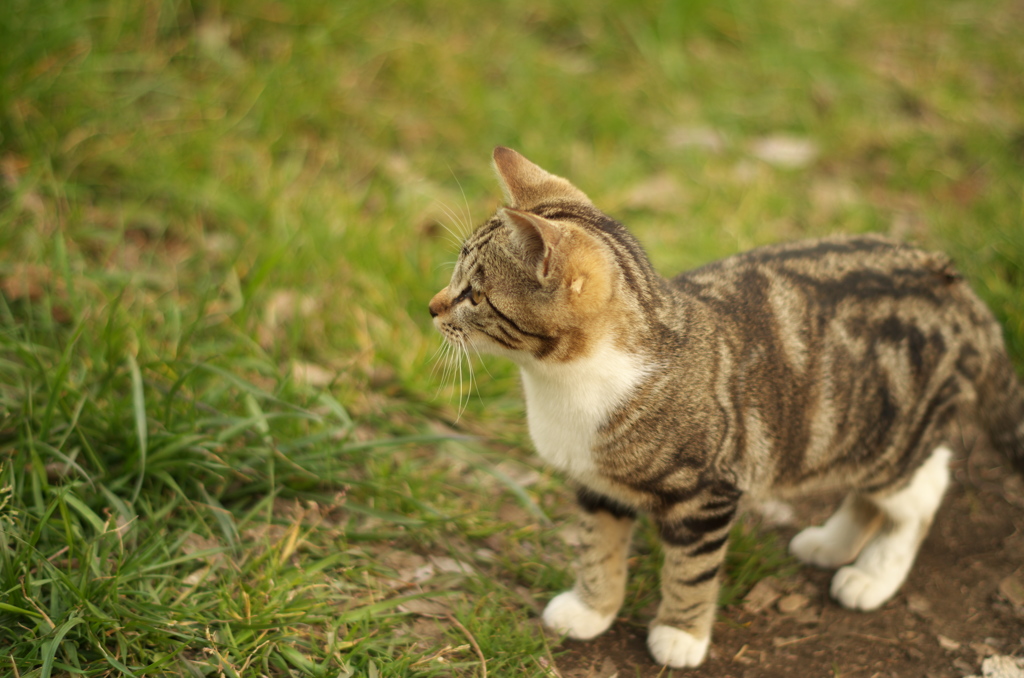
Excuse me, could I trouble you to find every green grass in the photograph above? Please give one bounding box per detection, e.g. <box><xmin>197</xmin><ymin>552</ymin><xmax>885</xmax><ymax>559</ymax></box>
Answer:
<box><xmin>1</xmin><ymin>0</ymin><xmax>1022</xmax><ymax>675</ymax></box>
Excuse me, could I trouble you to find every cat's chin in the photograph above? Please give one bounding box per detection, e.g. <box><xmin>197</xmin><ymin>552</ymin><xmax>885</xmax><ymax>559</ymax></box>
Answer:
<box><xmin>541</xmin><ymin>590</ymin><xmax>616</xmax><ymax>640</ymax></box>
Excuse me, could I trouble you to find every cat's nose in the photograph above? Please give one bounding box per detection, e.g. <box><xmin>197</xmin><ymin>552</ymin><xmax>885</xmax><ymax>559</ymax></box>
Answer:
<box><xmin>428</xmin><ymin>290</ymin><xmax>448</xmax><ymax>318</ymax></box>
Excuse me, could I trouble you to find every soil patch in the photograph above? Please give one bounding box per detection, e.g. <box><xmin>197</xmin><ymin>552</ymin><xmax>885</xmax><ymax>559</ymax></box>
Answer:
<box><xmin>555</xmin><ymin>443</ymin><xmax>1024</xmax><ymax>677</ymax></box>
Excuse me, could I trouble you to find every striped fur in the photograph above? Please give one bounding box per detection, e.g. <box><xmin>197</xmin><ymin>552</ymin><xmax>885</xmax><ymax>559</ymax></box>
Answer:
<box><xmin>429</xmin><ymin>147</ymin><xmax>1024</xmax><ymax>668</ymax></box>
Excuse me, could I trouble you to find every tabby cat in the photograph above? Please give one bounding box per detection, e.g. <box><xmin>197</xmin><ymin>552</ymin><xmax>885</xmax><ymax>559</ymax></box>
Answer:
<box><xmin>428</xmin><ymin>147</ymin><xmax>1024</xmax><ymax>668</ymax></box>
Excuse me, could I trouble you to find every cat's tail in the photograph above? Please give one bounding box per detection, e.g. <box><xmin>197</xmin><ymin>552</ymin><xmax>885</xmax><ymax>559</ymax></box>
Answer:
<box><xmin>977</xmin><ymin>351</ymin><xmax>1024</xmax><ymax>475</ymax></box>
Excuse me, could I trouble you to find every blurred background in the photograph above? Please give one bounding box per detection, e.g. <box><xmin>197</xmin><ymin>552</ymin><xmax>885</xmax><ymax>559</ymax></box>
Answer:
<box><xmin>1</xmin><ymin>0</ymin><xmax>1022</xmax><ymax>674</ymax></box>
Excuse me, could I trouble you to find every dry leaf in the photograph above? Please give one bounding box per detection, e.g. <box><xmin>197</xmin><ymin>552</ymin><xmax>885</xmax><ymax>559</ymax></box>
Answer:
<box><xmin>181</xmin><ymin>532</ymin><xmax>226</xmax><ymax>570</ymax></box>
<box><xmin>398</xmin><ymin>597</ymin><xmax>451</xmax><ymax>617</ymax></box>
<box><xmin>405</xmin><ymin>617</ymin><xmax>448</xmax><ymax>646</ymax></box>
<box><xmin>811</xmin><ymin>179</ymin><xmax>858</xmax><ymax>212</ymax></box>
<box><xmin>665</xmin><ymin>126</ymin><xmax>725</xmax><ymax>152</ymax></box>
<box><xmin>743</xmin><ymin>578</ymin><xmax>781</xmax><ymax>614</ymax></box>
<box><xmin>429</xmin><ymin>555</ymin><xmax>474</xmax><ymax>575</ymax></box>
<box><xmin>291</xmin><ymin>360</ymin><xmax>334</xmax><ymax>387</ymax></box>
<box><xmin>750</xmin><ymin>135</ymin><xmax>819</xmax><ymax>169</ymax></box>
<box><xmin>622</xmin><ymin>174</ymin><xmax>683</xmax><ymax>212</ymax></box>
<box><xmin>777</xmin><ymin>593</ymin><xmax>809</xmax><ymax>614</ymax></box>
<box><xmin>999</xmin><ymin>571</ymin><xmax>1024</xmax><ymax>613</ymax></box>
<box><xmin>257</xmin><ymin>289</ymin><xmax>318</xmax><ymax>348</ymax></box>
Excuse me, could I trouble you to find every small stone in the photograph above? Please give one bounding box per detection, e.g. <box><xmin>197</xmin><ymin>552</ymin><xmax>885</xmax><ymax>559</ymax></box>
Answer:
<box><xmin>595</xmin><ymin>656</ymin><xmax>619</xmax><ymax>678</ymax></box>
<box><xmin>778</xmin><ymin>593</ymin><xmax>810</xmax><ymax>614</ymax></box>
<box><xmin>665</xmin><ymin>126</ymin><xmax>725</xmax><ymax>152</ymax></box>
<box><xmin>790</xmin><ymin>607</ymin><xmax>821</xmax><ymax>626</ymax></box>
<box><xmin>937</xmin><ymin>634</ymin><xmax>961</xmax><ymax>651</ymax></box>
<box><xmin>906</xmin><ymin>593</ymin><xmax>933</xmax><ymax>618</ymax></box>
<box><xmin>998</xmin><ymin>572</ymin><xmax>1024</xmax><ymax>613</ymax></box>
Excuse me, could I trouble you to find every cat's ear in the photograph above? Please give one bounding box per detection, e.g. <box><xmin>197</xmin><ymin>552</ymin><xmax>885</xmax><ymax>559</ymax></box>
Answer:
<box><xmin>492</xmin><ymin>147</ymin><xmax>591</xmax><ymax>208</ymax></box>
<box><xmin>501</xmin><ymin>208</ymin><xmax>563</xmax><ymax>281</ymax></box>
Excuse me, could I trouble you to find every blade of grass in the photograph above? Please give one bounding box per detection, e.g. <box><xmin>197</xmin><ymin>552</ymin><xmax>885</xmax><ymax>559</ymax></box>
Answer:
<box><xmin>127</xmin><ymin>353</ymin><xmax>147</xmax><ymax>503</ymax></box>
<box><xmin>40</xmin><ymin>615</ymin><xmax>84</xmax><ymax>678</ymax></box>
<box><xmin>39</xmin><ymin>320</ymin><xmax>86</xmax><ymax>440</ymax></box>
<box><xmin>0</xmin><ymin>602</ymin><xmax>45</xmax><ymax>618</ymax></box>
<box><xmin>62</xmin><ymin>492</ymin><xmax>107</xmax><ymax>535</ymax></box>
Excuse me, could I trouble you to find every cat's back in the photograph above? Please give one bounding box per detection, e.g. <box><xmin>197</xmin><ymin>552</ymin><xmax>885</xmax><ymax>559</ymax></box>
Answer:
<box><xmin>668</xmin><ymin>234</ymin><xmax>987</xmax><ymax>327</ymax></box>
<box><xmin>674</xmin><ymin>234</ymin><xmax>951</xmax><ymax>292</ymax></box>
<box><xmin>657</xmin><ymin>233</ymin><xmax>1007</xmax><ymax>497</ymax></box>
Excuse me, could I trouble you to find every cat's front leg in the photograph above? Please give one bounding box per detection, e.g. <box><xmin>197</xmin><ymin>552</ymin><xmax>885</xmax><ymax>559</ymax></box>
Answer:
<box><xmin>649</xmin><ymin>490</ymin><xmax>739</xmax><ymax>668</ymax></box>
<box><xmin>542</xmin><ymin>488</ymin><xmax>636</xmax><ymax>640</ymax></box>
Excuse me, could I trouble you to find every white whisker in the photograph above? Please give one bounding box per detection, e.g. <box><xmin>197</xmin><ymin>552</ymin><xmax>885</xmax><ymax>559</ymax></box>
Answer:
<box><xmin>442</xmin><ymin>342</ymin><xmax>458</xmax><ymax>399</ymax></box>
<box><xmin>436</xmin><ymin>231</ymin><xmax>464</xmax><ymax>253</ymax></box>
<box><xmin>434</xmin><ymin>261</ymin><xmax>457</xmax><ymax>273</ymax></box>
<box><xmin>451</xmin><ymin>169</ymin><xmax>475</xmax><ymax>238</ymax></box>
<box><xmin>470</xmin><ymin>344</ymin><xmax>495</xmax><ymax>381</ymax></box>
<box><xmin>461</xmin><ymin>343</ymin><xmax>479</xmax><ymax>417</ymax></box>
<box><xmin>439</xmin><ymin>341</ymin><xmax>455</xmax><ymax>406</ymax></box>
<box><xmin>428</xmin><ymin>339</ymin><xmax>449</xmax><ymax>379</ymax></box>
<box><xmin>435</xmin><ymin>201</ymin><xmax>469</xmax><ymax>243</ymax></box>
<box><xmin>456</xmin><ymin>343</ymin><xmax>465</xmax><ymax>416</ymax></box>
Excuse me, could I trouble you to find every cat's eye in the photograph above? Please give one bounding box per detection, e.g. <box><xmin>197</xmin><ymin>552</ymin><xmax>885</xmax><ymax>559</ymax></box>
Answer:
<box><xmin>454</xmin><ymin>285</ymin><xmax>483</xmax><ymax>306</ymax></box>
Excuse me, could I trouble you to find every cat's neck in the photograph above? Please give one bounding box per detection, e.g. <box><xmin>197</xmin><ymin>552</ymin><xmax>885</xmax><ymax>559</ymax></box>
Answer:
<box><xmin>519</xmin><ymin>337</ymin><xmax>650</xmax><ymax>393</ymax></box>
<box><xmin>518</xmin><ymin>338</ymin><xmax>652</xmax><ymax>479</ymax></box>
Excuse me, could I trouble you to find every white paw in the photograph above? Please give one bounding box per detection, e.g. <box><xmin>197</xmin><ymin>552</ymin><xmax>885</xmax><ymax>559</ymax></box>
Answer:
<box><xmin>542</xmin><ymin>590</ymin><xmax>616</xmax><ymax>640</ymax></box>
<box><xmin>790</xmin><ymin>525</ymin><xmax>857</xmax><ymax>568</ymax></box>
<box><xmin>830</xmin><ymin>564</ymin><xmax>901</xmax><ymax>611</ymax></box>
<box><xmin>647</xmin><ymin>625</ymin><xmax>710</xmax><ymax>668</ymax></box>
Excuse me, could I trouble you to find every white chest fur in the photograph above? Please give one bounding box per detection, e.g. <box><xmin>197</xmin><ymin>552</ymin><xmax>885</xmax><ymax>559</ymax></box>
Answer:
<box><xmin>520</xmin><ymin>342</ymin><xmax>650</xmax><ymax>482</ymax></box>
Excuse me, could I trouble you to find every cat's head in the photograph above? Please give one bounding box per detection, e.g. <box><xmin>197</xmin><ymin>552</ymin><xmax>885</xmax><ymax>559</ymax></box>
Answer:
<box><xmin>429</xmin><ymin>147</ymin><xmax>636</xmax><ymax>364</ymax></box>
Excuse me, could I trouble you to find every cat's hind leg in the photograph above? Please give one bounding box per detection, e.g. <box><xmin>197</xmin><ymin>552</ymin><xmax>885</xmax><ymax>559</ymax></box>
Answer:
<box><xmin>790</xmin><ymin>493</ymin><xmax>884</xmax><ymax>568</ymax></box>
<box><xmin>830</xmin><ymin>445</ymin><xmax>952</xmax><ymax>611</ymax></box>
<box><xmin>542</xmin><ymin>490</ymin><xmax>635</xmax><ymax>640</ymax></box>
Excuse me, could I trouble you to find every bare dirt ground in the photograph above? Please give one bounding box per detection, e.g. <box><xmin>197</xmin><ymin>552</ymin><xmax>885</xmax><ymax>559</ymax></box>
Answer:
<box><xmin>555</xmin><ymin>440</ymin><xmax>1024</xmax><ymax>677</ymax></box>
